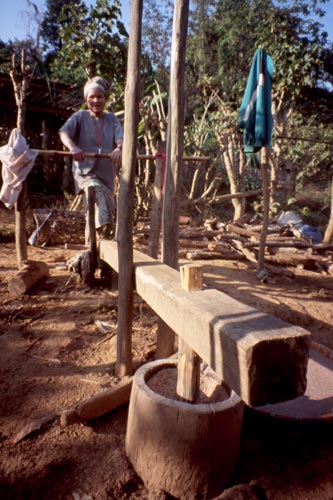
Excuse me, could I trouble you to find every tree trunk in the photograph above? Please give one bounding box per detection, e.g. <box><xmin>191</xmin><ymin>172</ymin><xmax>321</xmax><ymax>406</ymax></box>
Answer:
<box><xmin>10</xmin><ymin>49</ymin><xmax>30</xmax><ymax>268</ymax></box>
<box><xmin>323</xmin><ymin>178</ymin><xmax>333</xmax><ymax>243</ymax></box>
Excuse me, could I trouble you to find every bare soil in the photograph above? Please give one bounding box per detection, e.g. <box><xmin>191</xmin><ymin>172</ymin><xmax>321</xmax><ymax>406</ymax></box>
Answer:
<box><xmin>1</xmin><ymin>210</ymin><xmax>333</xmax><ymax>500</ymax></box>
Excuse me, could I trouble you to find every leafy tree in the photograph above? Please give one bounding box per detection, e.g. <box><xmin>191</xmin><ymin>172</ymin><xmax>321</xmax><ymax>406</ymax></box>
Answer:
<box><xmin>0</xmin><ymin>0</ymin><xmax>46</xmax><ymax>135</ymax></box>
<box><xmin>41</xmin><ymin>0</ymin><xmax>82</xmax><ymax>53</ymax></box>
<box><xmin>185</xmin><ymin>0</ymin><xmax>333</xmax><ymax>218</ymax></box>
<box><xmin>49</xmin><ymin>0</ymin><xmax>128</xmax><ymax>105</ymax></box>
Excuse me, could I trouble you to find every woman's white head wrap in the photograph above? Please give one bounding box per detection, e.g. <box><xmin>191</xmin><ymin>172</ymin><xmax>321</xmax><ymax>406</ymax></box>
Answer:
<box><xmin>83</xmin><ymin>77</ymin><xmax>110</xmax><ymax>99</ymax></box>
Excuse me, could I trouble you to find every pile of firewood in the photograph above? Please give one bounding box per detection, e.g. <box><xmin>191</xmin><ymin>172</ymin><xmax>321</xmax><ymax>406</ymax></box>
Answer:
<box><xmin>133</xmin><ymin>216</ymin><xmax>333</xmax><ymax>275</ymax></box>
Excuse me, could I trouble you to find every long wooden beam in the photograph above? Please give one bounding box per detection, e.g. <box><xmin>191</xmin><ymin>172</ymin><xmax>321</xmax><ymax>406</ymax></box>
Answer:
<box><xmin>98</xmin><ymin>241</ymin><xmax>310</xmax><ymax>407</ymax></box>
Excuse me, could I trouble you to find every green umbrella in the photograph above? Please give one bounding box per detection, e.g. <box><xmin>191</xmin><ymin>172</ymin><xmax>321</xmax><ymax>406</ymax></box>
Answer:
<box><xmin>238</xmin><ymin>48</ymin><xmax>274</xmax><ymax>153</ymax></box>
<box><xmin>238</xmin><ymin>48</ymin><xmax>275</xmax><ymax>275</ymax></box>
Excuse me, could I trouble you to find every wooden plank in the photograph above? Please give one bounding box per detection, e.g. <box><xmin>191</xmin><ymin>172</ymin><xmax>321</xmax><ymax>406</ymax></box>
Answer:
<box><xmin>98</xmin><ymin>240</ymin><xmax>310</xmax><ymax>407</ymax></box>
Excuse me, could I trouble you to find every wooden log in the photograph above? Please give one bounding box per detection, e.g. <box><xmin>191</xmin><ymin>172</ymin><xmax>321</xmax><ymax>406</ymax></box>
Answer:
<box><xmin>8</xmin><ymin>260</ymin><xmax>49</xmax><ymax>295</ymax></box>
<box><xmin>177</xmin><ymin>265</ymin><xmax>202</xmax><ymax>402</ymax></box>
<box><xmin>180</xmin><ymin>239</ymin><xmax>212</xmax><ymax>249</ymax></box>
<box><xmin>179</xmin><ymin>229</ymin><xmax>222</xmax><ymax>240</ymax></box>
<box><xmin>99</xmin><ymin>241</ymin><xmax>310</xmax><ymax>406</ymax></box>
<box><xmin>226</xmin><ymin>223</ymin><xmax>260</xmax><ymax>240</ymax></box>
<box><xmin>185</xmin><ymin>251</ymin><xmax>227</xmax><ymax>261</ymax></box>
<box><xmin>207</xmin><ymin>241</ymin><xmax>245</xmax><ymax>257</ymax></box>
<box><xmin>231</xmin><ymin>239</ymin><xmax>258</xmax><ymax>263</ymax></box>
<box><xmin>75</xmin><ymin>377</ymin><xmax>132</xmax><ymax>421</ymax></box>
<box><xmin>264</xmin><ymin>252</ymin><xmax>325</xmax><ymax>269</ymax></box>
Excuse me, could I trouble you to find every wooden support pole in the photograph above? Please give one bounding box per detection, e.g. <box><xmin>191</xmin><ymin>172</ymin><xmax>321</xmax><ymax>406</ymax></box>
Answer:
<box><xmin>116</xmin><ymin>0</ymin><xmax>143</xmax><ymax>377</ymax></box>
<box><xmin>177</xmin><ymin>264</ymin><xmax>203</xmax><ymax>402</ymax></box>
<box><xmin>148</xmin><ymin>141</ymin><xmax>165</xmax><ymax>259</ymax></box>
<box><xmin>87</xmin><ymin>186</ymin><xmax>97</xmax><ymax>270</ymax></box>
<box><xmin>15</xmin><ymin>181</ymin><xmax>28</xmax><ymax>268</ymax></box>
<box><xmin>258</xmin><ymin>147</ymin><xmax>269</xmax><ymax>273</ymax></box>
<box><xmin>161</xmin><ymin>0</ymin><xmax>189</xmax><ymax>270</ymax></box>
<box><xmin>157</xmin><ymin>0</ymin><xmax>190</xmax><ymax>359</ymax></box>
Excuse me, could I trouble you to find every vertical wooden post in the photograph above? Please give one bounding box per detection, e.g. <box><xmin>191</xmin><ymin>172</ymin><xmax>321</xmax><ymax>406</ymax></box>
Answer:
<box><xmin>161</xmin><ymin>0</ymin><xmax>189</xmax><ymax>270</ymax></box>
<box><xmin>148</xmin><ymin>141</ymin><xmax>165</xmax><ymax>259</ymax></box>
<box><xmin>87</xmin><ymin>186</ymin><xmax>97</xmax><ymax>269</ymax></box>
<box><xmin>157</xmin><ymin>0</ymin><xmax>190</xmax><ymax>358</ymax></box>
<box><xmin>177</xmin><ymin>264</ymin><xmax>203</xmax><ymax>402</ymax></box>
<box><xmin>116</xmin><ymin>0</ymin><xmax>143</xmax><ymax>377</ymax></box>
<box><xmin>15</xmin><ymin>182</ymin><xmax>28</xmax><ymax>268</ymax></box>
<box><xmin>258</xmin><ymin>147</ymin><xmax>269</xmax><ymax>273</ymax></box>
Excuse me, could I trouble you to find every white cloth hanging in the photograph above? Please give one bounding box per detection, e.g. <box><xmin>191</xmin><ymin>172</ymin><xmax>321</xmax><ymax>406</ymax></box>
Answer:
<box><xmin>0</xmin><ymin>128</ymin><xmax>39</xmax><ymax>209</ymax></box>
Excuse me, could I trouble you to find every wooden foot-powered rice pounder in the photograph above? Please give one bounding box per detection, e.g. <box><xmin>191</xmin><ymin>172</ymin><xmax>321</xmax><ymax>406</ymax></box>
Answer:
<box><xmin>99</xmin><ymin>240</ymin><xmax>311</xmax><ymax>500</ymax></box>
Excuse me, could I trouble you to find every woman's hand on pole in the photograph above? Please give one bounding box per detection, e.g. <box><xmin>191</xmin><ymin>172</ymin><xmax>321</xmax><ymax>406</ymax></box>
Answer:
<box><xmin>110</xmin><ymin>146</ymin><xmax>122</xmax><ymax>167</ymax></box>
<box><xmin>70</xmin><ymin>146</ymin><xmax>85</xmax><ymax>162</ymax></box>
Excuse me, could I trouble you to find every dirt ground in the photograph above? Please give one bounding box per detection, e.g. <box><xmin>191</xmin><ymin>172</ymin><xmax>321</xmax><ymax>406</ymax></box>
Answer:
<box><xmin>1</xmin><ymin>211</ymin><xmax>333</xmax><ymax>499</ymax></box>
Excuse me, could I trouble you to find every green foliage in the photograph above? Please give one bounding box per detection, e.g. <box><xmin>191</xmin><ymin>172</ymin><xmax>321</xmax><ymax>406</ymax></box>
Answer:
<box><xmin>49</xmin><ymin>0</ymin><xmax>128</xmax><ymax>102</ymax></box>
<box><xmin>41</xmin><ymin>0</ymin><xmax>82</xmax><ymax>53</ymax></box>
<box><xmin>182</xmin><ymin>0</ymin><xmax>333</xmax><ymax>220</ymax></box>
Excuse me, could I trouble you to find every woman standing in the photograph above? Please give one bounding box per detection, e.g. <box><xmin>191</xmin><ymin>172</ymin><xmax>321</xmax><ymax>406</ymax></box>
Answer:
<box><xmin>59</xmin><ymin>76</ymin><xmax>123</xmax><ymax>240</ymax></box>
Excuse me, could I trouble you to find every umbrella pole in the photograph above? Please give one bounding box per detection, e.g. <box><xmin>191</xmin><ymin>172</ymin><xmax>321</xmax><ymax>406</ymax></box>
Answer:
<box><xmin>258</xmin><ymin>147</ymin><xmax>269</xmax><ymax>273</ymax></box>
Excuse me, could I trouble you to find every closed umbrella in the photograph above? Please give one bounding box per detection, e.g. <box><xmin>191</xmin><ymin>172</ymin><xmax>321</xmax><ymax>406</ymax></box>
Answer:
<box><xmin>238</xmin><ymin>48</ymin><xmax>275</xmax><ymax>275</ymax></box>
<box><xmin>238</xmin><ymin>47</ymin><xmax>274</xmax><ymax>152</ymax></box>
